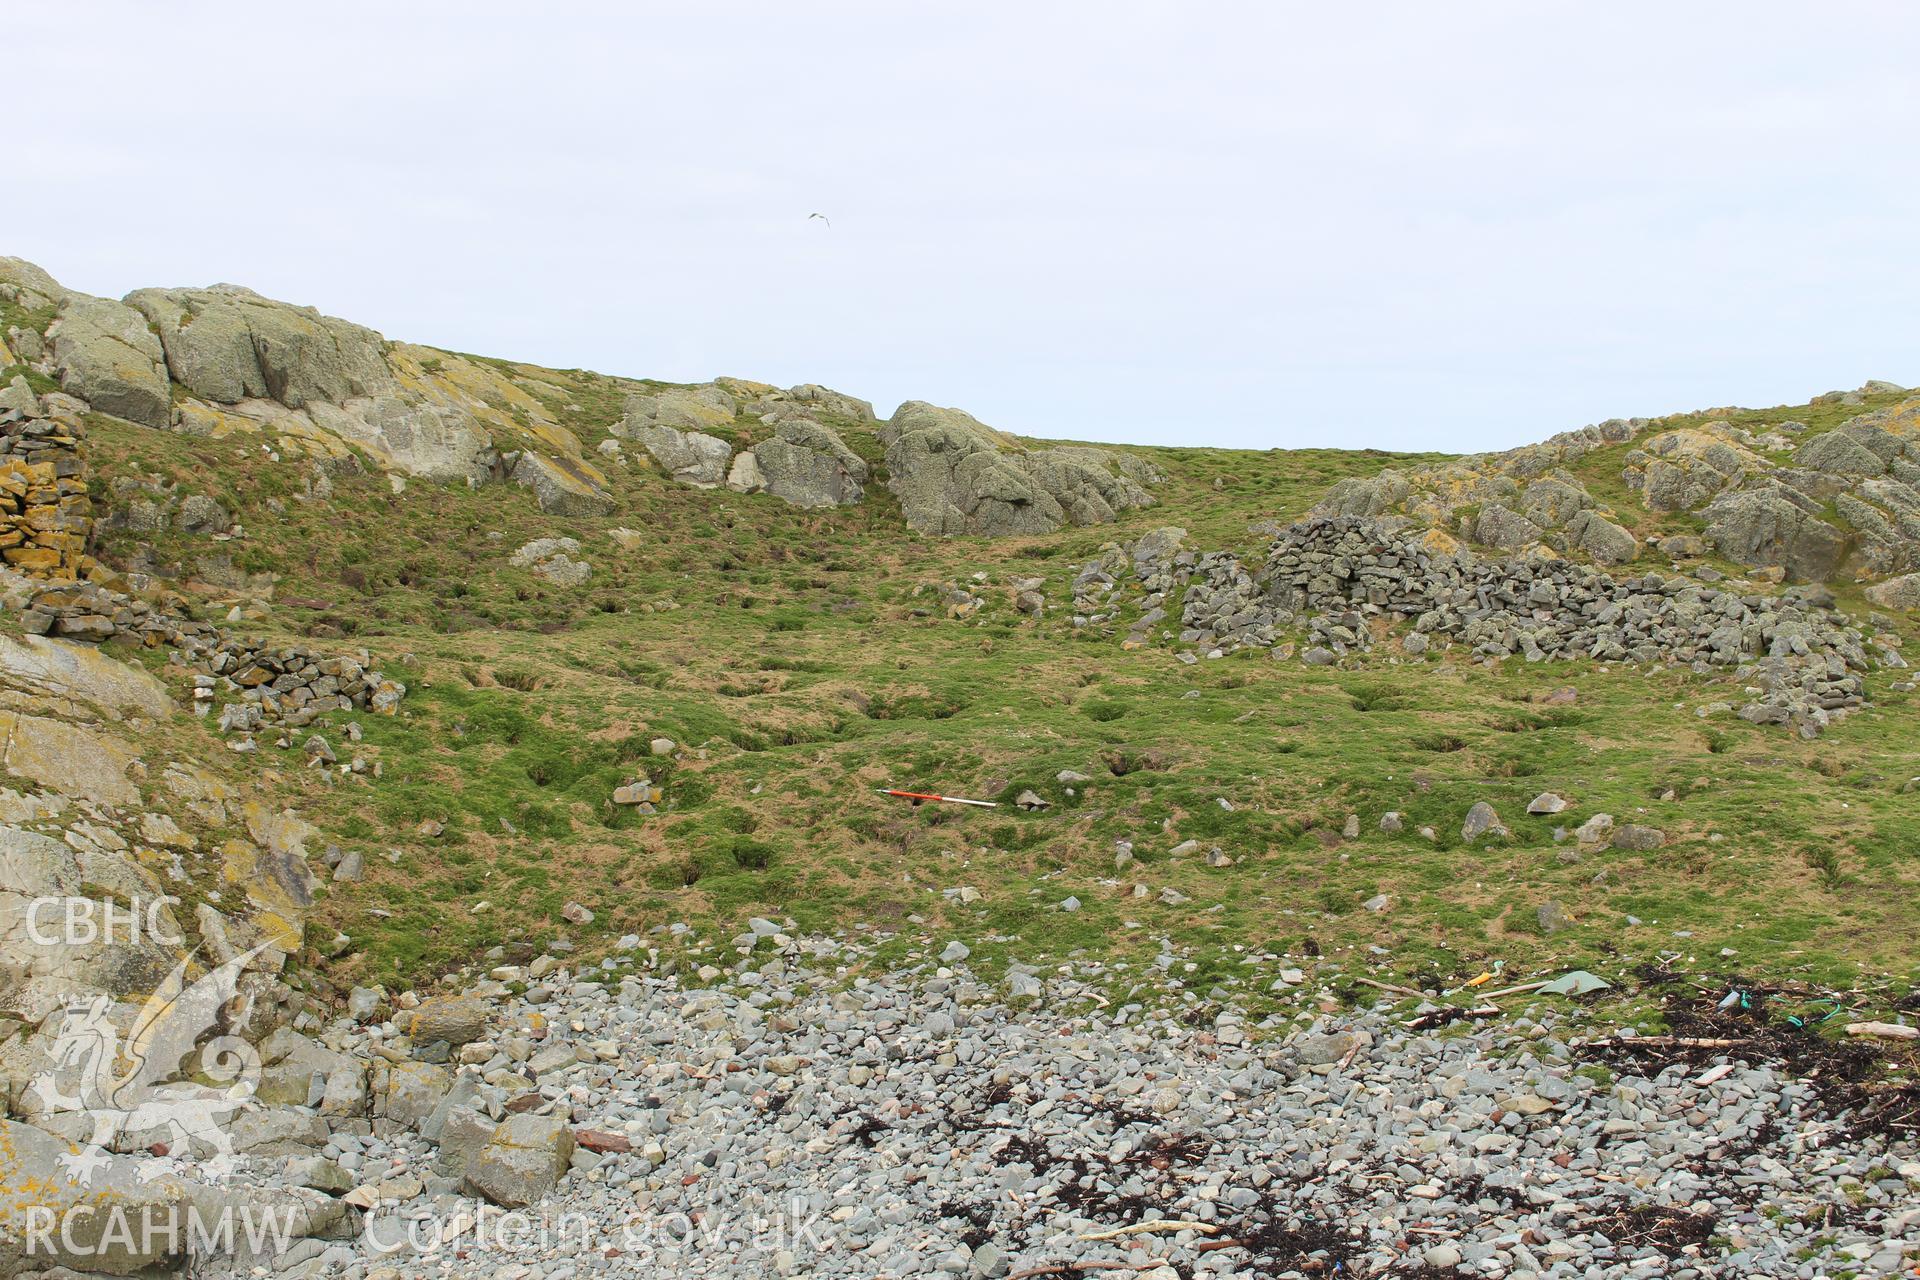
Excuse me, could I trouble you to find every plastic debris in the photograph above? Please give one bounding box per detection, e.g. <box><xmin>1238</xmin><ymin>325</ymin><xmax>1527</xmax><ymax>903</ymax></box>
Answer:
<box><xmin>1539</xmin><ymin>970</ymin><xmax>1612</xmax><ymax>997</ymax></box>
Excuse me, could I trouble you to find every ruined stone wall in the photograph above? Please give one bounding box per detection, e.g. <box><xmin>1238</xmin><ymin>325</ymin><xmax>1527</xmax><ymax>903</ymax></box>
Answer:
<box><xmin>0</xmin><ymin>382</ymin><xmax>96</xmax><ymax>581</ymax></box>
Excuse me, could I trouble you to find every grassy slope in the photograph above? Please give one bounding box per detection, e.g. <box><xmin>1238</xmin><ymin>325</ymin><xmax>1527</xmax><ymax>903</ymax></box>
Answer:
<box><xmin>73</xmin><ymin>370</ymin><xmax>1920</xmax><ymax>1025</ymax></box>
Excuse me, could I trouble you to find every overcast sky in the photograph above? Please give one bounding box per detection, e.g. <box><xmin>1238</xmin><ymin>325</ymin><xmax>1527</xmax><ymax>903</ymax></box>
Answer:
<box><xmin>14</xmin><ymin>4</ymin><xmax>1919</xmax><ymax>452</ymax></box>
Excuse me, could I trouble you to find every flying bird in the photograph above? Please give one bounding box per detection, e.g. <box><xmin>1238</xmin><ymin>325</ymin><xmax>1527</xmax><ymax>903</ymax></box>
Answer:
<box><xmin>808</xmin><ymin>213</ymin><xmax>831</xmax><ymax>228</ymax></box>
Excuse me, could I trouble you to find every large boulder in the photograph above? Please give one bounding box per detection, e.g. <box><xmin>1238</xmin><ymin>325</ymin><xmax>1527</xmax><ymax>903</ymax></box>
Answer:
<box><xmin>1519</xmin><ymin>476</ymin><xmax>1594</xmax><ymax>528</ymax></box>
<box><xmin>1702</xmin><ymin>485</ymin><xmax>1848</xmax><ymax>581</ymax></box>
<box><xmin>47</xmin><ymin>295</ymin><xmax>170</xmax><ymax>427</ymax></box>
<box><xmin>508</xmin><ymin>536</ymin><xmax>592</xmax><ymax>586</ymax></box>
<box><xmin>879</xmin><ymin>401</ymin><xmax>1152</xmax><ymax>536</ymax></box>
<box><xmin>1865</xmin><ymin>572</ymin><xmax>1920</xmax><ymax>611</ymax></box>
<box><xmin>404</xmin><ymin>994</ymin><xmax>489</xmax><ymax>1047</ymax></box>
<box><xmin>1796</xmin><ymin>428</ymin><xmax>1889</xmax><ymax>478</ymax></box>
<box><xmin>508</xmin><ymin>452</ymin><xmax>615</xmax><ymax>515</ymax></box>
<box><xmin>626</xmin><ymin>423</ymin><xmax>732</xmax><ymax>488</ymax></box>
<box><xmin>1473</xmin><ymin>503</ymin><xmax>1542</xmax><ymax>551</ymax></box>
<box><xmin>125</xmin><ymin>285</ymin><xmax>390</xmax><ymax>410</ymax></box>
<box><xmin>463</xmin><ymin>1112</ymin><xmax>574</xmax><ymax>1207</ymax></box>
<box><xmin>1566</xmin><ymin>510</ymin><xmax>1639</xmax><ymax>565</ymax></box>
<box><xmin>729</xmin><ymin>418</ymin><xmax>868</xmax><ymax>507</ymax></box>
<box><xmin>372</xmin><ymin>1059</ymin><xmax>454</xmax><ymax>1128</ymax></box>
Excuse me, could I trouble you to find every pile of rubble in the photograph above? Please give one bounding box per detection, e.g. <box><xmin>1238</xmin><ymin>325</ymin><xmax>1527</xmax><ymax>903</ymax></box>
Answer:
<box><xmin>1090</xmin><ymin>518</ymin><xmax>1905</xmax><ymax>737</ymax></box>
<box><xmin>206</xmin><ymin>640</ymin><xmax>406</xmax><ymax>735</ymax></box>
<box><xmin>8</xmin><ymin>574</ymin><xmax>405</xmax><ymax>735</ymax></box>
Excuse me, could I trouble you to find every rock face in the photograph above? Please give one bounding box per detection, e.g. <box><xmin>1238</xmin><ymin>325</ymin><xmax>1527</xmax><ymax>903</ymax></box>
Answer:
<box><xmin>507</xmin><ymin>451</ymin><xmax>614</xmax><ymax>516</ymax></box>
<box><xmin>727</xmin><ymin>418</ymin><xmax>868</xmax><ymax>507</ymax></box>
<box><xmin>127</xmin><ymin>284</ymin><xmax>390</xmax><ymax>409</ymax></box>
<box><xmin>1701</xmin><ymin>486</ymin><xmax>1848</xmax><ymax>582</ymax></box>
<box><xmin>49</xmin><ymin>295</ymin><xmax>172</xmax><ymax>429</ymax></box>
<box><xmin>878</xmin><ymin>401</ymin><xmax>1156</xmax><ymax>536</ymax></box>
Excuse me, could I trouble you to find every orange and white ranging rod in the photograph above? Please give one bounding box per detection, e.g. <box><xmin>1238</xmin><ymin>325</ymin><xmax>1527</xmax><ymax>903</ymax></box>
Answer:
<box><xmin>875</xmin><ymin>788</ymin><xmax>999</xmax><ymax>808</ymax></box>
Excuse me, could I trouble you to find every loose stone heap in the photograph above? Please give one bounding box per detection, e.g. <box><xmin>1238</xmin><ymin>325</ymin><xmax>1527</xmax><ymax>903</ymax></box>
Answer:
<box><xmin>1091</xmin><ymin>518</ymin><xmax>1902</xmax><ymax>736</ymax></box>
<box><xmin>205</xmin><ymin>640</ymin><xmax>406</xmax><ymax>735</ymax></box>
<box><xmin>6</xmin><ymin>572</ymin><xmax>405</xmax><ymax>733</ymax></box>
<box><xmin>0</xmin><ymin>381</ymin><xmax>102</xmax><ymax>581</ymax></box>
<box><xmin>63</xmin><ymin>932</ymin><xmax>1912</xmax><ymax>1280</ymax></box>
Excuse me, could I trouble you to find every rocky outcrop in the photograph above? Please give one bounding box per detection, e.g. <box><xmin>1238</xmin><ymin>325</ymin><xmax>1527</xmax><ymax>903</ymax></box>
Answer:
<box><xmin>505</xmin><ymin>450</ymin><xmax>614</xmax><ymax>515</ymax></box>
<box><xmin>48</xmin><ymin>295</ymin><xmax>172</xmax><ymax>430</ymax></box>
<box><xmin>1316</xmin><ymin>462</ymin><xmax>1640</xmax><ymax>567</ymax></box>
<box><xmin>622</xmin><ymin>421</ymin><xmax>732</xmax><ymax>488</ymax></box>
<box><xmin>5</xmin><ymin>259</ymin><xmax>610</xmax><ymax>496</ymax></box>
<box><xmin>726</xmin><ymin>418</ymin><xmax>868</xmax><ymax>507</ymax></box>
<box><xmin>779</xmin><ymin>382</ymin><xmax>876</xmax><ymax>422</ymax></box>
<box><xmin>1623</xmin><ymin>425</ymin><xmax>1767</xmax><ymax>511</ymax></box>
<box><xmin>1315</xmin><ymin>391</ymin><xmax>1920</xmax><ymax>584</ymax></box>
<box><xmin>619</xmin><ymin>383</ymin><xmax>736</xmax><ymax>433</ymax></box>
<box><xmin>127</xmin><ymin>284</ymin><xmax>390</xmax><ymax>409</ymax></box>
<box><xmin>879</xmin><ymin>401</ymin><xmax>1156</xmax><ymax>536</ymax></box>
<box><xmin>1700</xmin><ymin>485</ymin><xmax>1848</xmax><ymax>582</ymax></box>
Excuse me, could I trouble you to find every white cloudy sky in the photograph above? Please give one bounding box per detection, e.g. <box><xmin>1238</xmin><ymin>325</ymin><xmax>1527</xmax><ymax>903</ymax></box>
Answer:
<box><xmin>14</xmin><ymin>3</ymin><xmax>1920</xmax><ymax>452</ymax></box>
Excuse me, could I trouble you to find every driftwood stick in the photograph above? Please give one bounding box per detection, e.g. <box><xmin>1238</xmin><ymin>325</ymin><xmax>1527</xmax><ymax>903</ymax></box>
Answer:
<box><xmin>1077</xmin><ymin>1221</ymin><xmax>1222</xmax><ymax>1241</ymax></box>
<box><xmin>1006</xmin><ymin>1262</ymin><xmax>1171</xmax><ymax>1279</ymax></box>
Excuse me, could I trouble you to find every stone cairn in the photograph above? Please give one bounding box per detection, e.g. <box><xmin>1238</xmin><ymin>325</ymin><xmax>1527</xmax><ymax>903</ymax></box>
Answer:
<box><xmin>1087</xmin><ymin>516</ymin><xmax>1903</xmax><ymax>737</ymax></box>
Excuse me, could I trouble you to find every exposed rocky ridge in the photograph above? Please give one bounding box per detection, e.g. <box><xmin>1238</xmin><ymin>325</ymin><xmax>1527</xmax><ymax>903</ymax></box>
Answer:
<box><xmin>1314</xmin><ymin>384</ymin><xmax>1920</xmax><ymax>586</ymax></box>
<box><xmin>1080</xmin><ymin>517</ymin><xmax>1903</xmax><ymax>736</ymax></box>
<box><xmin>2</xmin><ymin>258</ymin><xmax>608</xmax><ymax>510</ymax></box>
<box><xmin>6</xmin><ymin>255</ymin><xmax>1165</xmax><ymax>542</ymax></box>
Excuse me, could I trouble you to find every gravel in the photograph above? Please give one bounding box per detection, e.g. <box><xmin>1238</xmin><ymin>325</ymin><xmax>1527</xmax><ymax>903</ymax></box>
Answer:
<box><xmin>191</xmin><ymin>934</ymin><xmax>1919</xmax><ymax>1280</ymax></box>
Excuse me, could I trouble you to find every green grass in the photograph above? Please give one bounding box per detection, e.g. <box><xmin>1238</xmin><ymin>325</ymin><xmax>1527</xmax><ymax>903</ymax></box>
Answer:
<box><xmin>67</xmin><ymin>376</ymin><xmax>1920</xmax><ymax>1013</ymax></box>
